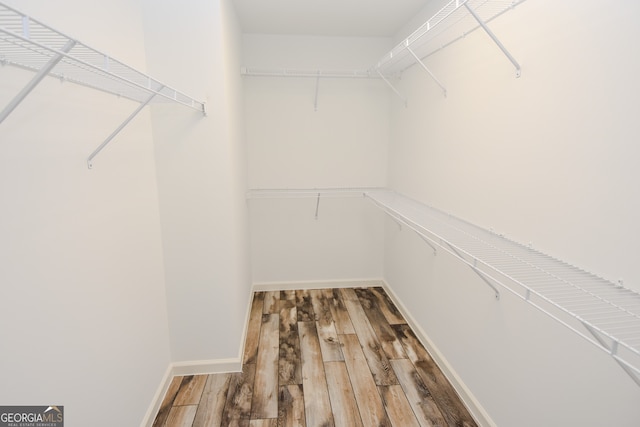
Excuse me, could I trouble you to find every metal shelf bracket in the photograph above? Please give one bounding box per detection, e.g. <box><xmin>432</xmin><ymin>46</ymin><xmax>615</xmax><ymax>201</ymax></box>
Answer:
<box><xmin>463</xmin><ymin>2</ymin><xmax>521</xmax><ymax>78</ymax></box>
<box><xmin>314</xmin><ymin>72</ymin><xmax>320</xmax><ymax>112</ymax></box>
<box><xmin>87</xmin><ymin>89</ymin><xmax>161</xmax><ymax>169</ymax></box>
<box><xmin>0</xmin><ymin>39</ymin><xmax>76</xmax><ymax>125</ymax></box>
<box><xmin>406</xmin><ymin>44</ymin><xmax>447</xmax><ymax>97</ymax></box>
<box><xmin>375</xmin><ymin>69</ymin><xmax>407</xmax><ymax>107</ymax></box>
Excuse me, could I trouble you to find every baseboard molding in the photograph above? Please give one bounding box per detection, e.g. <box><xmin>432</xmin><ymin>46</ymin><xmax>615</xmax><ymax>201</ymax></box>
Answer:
<box><xmin>171</xmin><ymin>358</ymin><xmax>242</xmax><ymax>376</ymax></box>
<box><xmin>140</xmin><ymin>358</ymin><xmax>242</xmax><ymax>427</ymax></box>
<box><xmin>140</xmin><ymin>364</ymin><xmax>174</xmax><ymax>427</ymax></box>
<box><xmin>381</xmin><ymin>280</ymin><xmax>496</xmax><ymax>427</ymax></box>
<box><xmin>252</xmin><ymin>278</ymin><xmax>385</xmax><ymax>292</ymax></box>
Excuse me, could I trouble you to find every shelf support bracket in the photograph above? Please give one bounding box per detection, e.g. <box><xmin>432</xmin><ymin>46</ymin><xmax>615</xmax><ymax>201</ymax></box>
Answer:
<box><xmin>444</xmin><ymin>241</ymin><xmax>501</xmax><ymax>300</ymax></box>
<box><xmin>406</xmin><ymin>45</ymin><xmax>447</xmax><ymax>97</ymax></box>
<box><xmin>463</xmin><ymin>3</ymin><xmax>521</xmax><ymax>78</ymax></box>
<box><xmin>376</xmin><ymin>69</ymin><xmax>407</xmax><ymax>107</ymax></box>
<box><xmin>314</xmin><ymin>72</ymin><xmax>320</xmax><ymax>112</ymax></box>
<box><xmin>87</xmin><ymin>88</ymin><xmax>161</xmax><ymax>169</ymax></box>
<box><xmin>583</xmin><ymin>323</ymin><xmax>640</xmax><ymax>387</ymax></box>
<box><xmin>0</xmin><ymin>39</ymin><xmax>76</xmax><ymax>125</ymax></box>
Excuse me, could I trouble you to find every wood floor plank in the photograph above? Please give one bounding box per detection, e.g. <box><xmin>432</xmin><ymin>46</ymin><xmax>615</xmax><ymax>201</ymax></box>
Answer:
<box><xmin>340</xmin><ymin>288</ymin><xmax>398</xmax><ymax>386</ymax></box>
<box><xmin>174</xmin><ymin>375</ymin><xmax>208</xmax><ymax>406</ymax></box>
<box><xmin>324</xmin><ymin>361</ymin><xmax>364</xmax><ymax>427</ymax></box>
<box><xmin>390</xmin><ymin>359</ymin><xmax>447</xmax><ymax>427</ymax></box>
<box><xmin>252</xmin><ymin>314</ymin><xmax>280</xmax><ymax>419</ymax></box>
<box><xmin>296</xmin><ymin>289</ymin><xmax>315</xmax><ymax>322</ymax></box>
<box><xmin>309</xmin><ymin>289</ymin><xmax>344</xmax><ymax>361</ymax></box>
<box><xmin>263</xmin><ymin>291</ymin><xmax>280</xmax><ymax>314</ymax></box>
<box><xmin>354</xmin><ymin>288</ymin><xmax>406</xmax><ymax>360</ymax></box>
<box><xmin>278</xmin><ymin>385</ymin><xmax>306</xmax><ymax>427</ymax></box>
<box><xmin>165</xmin><ymin>405</ymin><xmax>198</xmax><ymax>427</ymax></box>
<box><xmin>222</xmin><ymin>364</ymin><xmax>256</xmax><ymax>427</ymax></box>
<box><xmin>392</xmin><ymin>324</ymin><xmax>478</xmax><ymax>427</ymax></box>
<box><xmin>298</xmin><ymin>321</ymin><xmax>335</xmax><ymax>427</ymax></box>
<box><xmin>279</xmin><ymin>298</ymin><xmax>302</xmax><ymax>385</ymax></box>
<box><xmin>249</xmin><ymin>419</ymin><xmax>278</xmax><ymax>427</ymax></box>
<box><xmin>370</xmin><ymin>287</ymin><xmax>407</xmax><ymax>325</ymax></box>
<box><xmin>244</xmin><ymin>292</ymin><xmax>266</xmax><ymax>365</ymax></box>
<box><xmin>192</xmin><ymin>374</ymin><xmax>232</xmax><ymax>427</ymax></box>
<box><xmin>279</xmin><ymin>331</ymin><xmax>302</xmax><ymax>385</ymax></box>
<box><xmin>152</xmin><ymin>375</ymin><xmax>183</xmax><ymax>427</ymax></box>
<box><xmin>322</xmin><ymin>288</ymin><xmax>355</xmax><ymax>335</ymax></box>
<box><xmin>281</xmin><ymin>290</ymin><xmax>297</xmax><ymax>301</ymax></box>
<box><xmin>340</xmin><ymin>334</ymin><xmax>392</xmax><ymax>427</ymax></box>
<box><xmin>379</xmin><ymin>385</ymin><xmax>421</xmax><ymax>427</ymax></box>
<box><xmin>279</xmin><ymin>298</ymin><xmax>297</xmax><ymax>334</ymax></box>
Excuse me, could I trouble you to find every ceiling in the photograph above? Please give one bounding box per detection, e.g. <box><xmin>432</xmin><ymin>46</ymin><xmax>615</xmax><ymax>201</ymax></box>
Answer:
<box><xmin>232</xmin><ymin>0</ymin><xmax>429</xmax><ymax>37</ymax></box>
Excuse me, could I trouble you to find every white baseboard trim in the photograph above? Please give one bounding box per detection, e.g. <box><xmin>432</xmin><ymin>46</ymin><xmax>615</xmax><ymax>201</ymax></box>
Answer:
<box><xmin>171</xmin><ymin>358</ymin><xmax>242</xmax><ymax>376</ymax></box>
<box><xmin>252</xmin><ymin>278</ymin><xmax>385</xmax><ymax>292</ymax></box>
<box><xmin>140</xmin><ymin>358</ymin><xmax>242</xmax><ymax>427</ymax></box>
<box><xmin>140</xmin><ymin>364</ymin><xmax>174</xmax><ymax>427</ymax></box>
<box><xmin>381</xmin><ymin>280</ymin><xmax>496</xmax><ymax>427</ymax></box>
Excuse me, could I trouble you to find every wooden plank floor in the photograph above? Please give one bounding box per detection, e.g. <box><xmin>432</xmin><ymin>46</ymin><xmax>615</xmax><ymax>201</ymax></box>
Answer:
<box><xmin>152</xmin><ymin>287</ymin><xmax>478</xmax><ymax>427</ymax></box>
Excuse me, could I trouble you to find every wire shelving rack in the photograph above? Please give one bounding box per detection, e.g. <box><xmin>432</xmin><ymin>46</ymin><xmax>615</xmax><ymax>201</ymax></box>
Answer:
<box><xmin>0</xmin><ymin>2</ymin><xmax>206</xmax><ymax>167</ymax></box>
<box><xmin>365</xmin><ymin>189</ymin><xmax>640</xmax><ymax>387</ymax></box>
<box><xmin>374</xmin><ymin>0</ymin><xmax>526</xmax><ymax>78</ymax></box>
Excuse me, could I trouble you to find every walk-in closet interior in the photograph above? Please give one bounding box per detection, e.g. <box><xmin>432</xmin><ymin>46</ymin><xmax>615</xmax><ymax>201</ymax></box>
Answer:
<box><xmin>1</xmin><ymin>0</ymin><xmax>639</xmax><ymax>426</ymax></box>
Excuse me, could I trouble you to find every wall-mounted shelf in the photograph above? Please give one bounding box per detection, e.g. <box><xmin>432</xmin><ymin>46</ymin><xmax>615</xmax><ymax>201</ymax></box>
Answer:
<box><xmin>247</xmin><ymin>187</ymin><xmax>640</xmax><ymax>386</ymax></box>
<box><xmin>365</xmin><ymin>189</ymin><xmax>640</xmax><ymax>387</ymax></box>
<box><xmin>240</xmin><ymin>67</ymin><xmax>376</xmax><ymax>79</ymax></box>
<box><xmin>0</xmin><ymin>2</ymin><xmax>206</xmax><ymax>168</ymax></box>
<box><xmin>241</xmin><ymin>0</ymin><xmax>526</xmax><ymax>105</ymax></box>
<box><xmin>247</xmin><ymin>187</ymin><xmax>379</xmax><ymax>199</ymax></box>
<box><xmin>375</xmin><ymin>0</ymin><xmax>526</xmax><ymax>78</ymax></box>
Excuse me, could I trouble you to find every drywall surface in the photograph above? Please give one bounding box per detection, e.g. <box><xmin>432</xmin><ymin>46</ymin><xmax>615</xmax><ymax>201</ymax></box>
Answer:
<box><xmin>0</xmin><ymin>1</ymin><xmax>171</xmax><ymax>426</ymax></box>
<box><xmin>244</xmin><ymin>35</ymin><xmax>391</xmax><ymax>189</ymax></box>
<box><xmin>386</xmin><ymin>0</ymin><xmax>640</xmax><ymax>425</ymax></box>
<box><xmin>142</xmin><ymin>0</ymin><xmax>251</xmax><ymax>362</ymax></box>
<box><xmin>249</xmin><ymin>196</ymin><xmax>384</xmax><ymax>284</ymax></box>
<box><xmin>244</xmin><ymin>35</ymin><xmax>389</xmax><ymax>283</ymax></box>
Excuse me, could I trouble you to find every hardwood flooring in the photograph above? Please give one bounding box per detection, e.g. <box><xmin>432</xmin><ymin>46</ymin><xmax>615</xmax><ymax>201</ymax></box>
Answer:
<box><xmin>152</xmin><ymin>287</ymin><xmax>477</xmax><ymax>427</ymax></box>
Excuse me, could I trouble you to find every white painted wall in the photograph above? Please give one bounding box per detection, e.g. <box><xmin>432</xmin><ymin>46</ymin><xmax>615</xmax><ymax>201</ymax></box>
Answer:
<box><xmin>386</xmin><ymin>0</ymin><xmax>640</xmax><ymax>425</ymax></box>
<box><xmin>142</xmin><ymin>0</ymin><xmax>251</xmax><ymax>362</ymax></box>
<box><xmin>0</xmin><ymin>1</ymin><xmax>171</xmax><ymax>426</ymax></box>
<box><xmin>244</xmin><ymin>35</ymin><xmax>389</xmax><ymax>283</ymax></box>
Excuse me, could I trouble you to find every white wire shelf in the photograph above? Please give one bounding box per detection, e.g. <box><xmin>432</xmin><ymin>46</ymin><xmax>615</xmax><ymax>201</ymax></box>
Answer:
<box><xmin>364</xmin><ymin>189</ymin><xmax>640</xmax><ymax>387</ymax></box>
<box><xmin>374</xmin><ymin>0</ymin><xmax>527</xmax><ymax>77</ymax></box>
<box><xmin>247</xmin><ymin>187</ymin><xmax>381</xmax><ymax>199</ymax></box>
<box><xmin>0</xmin><ymin>3</ymin><xmax>205</xmax><ymax>110</ymax></box>
<box><xmin>0</xmin><ymin>2</ymin><xmax>206</xmax><ymax>168</ymax></box>
<box><xmin>241</xmin><ymin>67</ymin><xmax>376</xmax><ymax>79</ymax></box>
